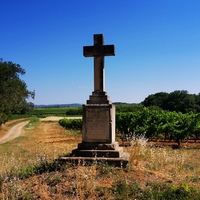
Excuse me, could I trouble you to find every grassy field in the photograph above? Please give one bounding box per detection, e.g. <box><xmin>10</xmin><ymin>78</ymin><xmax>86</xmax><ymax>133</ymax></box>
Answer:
<box><xmin>31</xmin><ymin>107</ymin><xmax>70</xmax><ymax>116</ymax></box>
<box><xmin>10</xmin><ymin>104</ymin><xmax>143</xmax><ymax>120</ymax></box>
<box><xmin>10</xmin><ymin>106</ymin><xmax>82</xmax><ymax>120</ymax></box>
<box><xmin>1</xmin><ymin>118</ymin><xmax>200</xmax><ymax>199</ymax></box>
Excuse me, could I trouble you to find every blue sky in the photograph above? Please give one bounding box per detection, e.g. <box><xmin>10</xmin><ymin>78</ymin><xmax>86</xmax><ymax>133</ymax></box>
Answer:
<box><xmin>1</xmin><ymin>0</ymin><xmax>200</xmax><ymax>104</ymax></box>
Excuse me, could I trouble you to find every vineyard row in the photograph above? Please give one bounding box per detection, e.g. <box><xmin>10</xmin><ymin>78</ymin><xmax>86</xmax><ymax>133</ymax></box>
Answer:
<box><xmin>59</xmin><ymin>108</ymin><xmax>200</xmax><ymax>147</ymax></box>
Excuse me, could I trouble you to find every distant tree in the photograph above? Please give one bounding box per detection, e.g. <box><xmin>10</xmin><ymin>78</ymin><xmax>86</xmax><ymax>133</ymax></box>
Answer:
<box><xmin>166</xmin><ymin>90</ymin><xmax>197</xmax><ymax>113</ymax></box>
<box><xmin>142</xmin><ymin>90</ymin><xmax>200</xmax><ymax>113</ymax></box>
<box><xmin>142</xmin><ymin>92</ymin><xmax>169</xmax><ymax>109</ymax></box>
<box><xmin>0</xmin><ymin>58</ymin><xmax>35</xmax><ymax>125</ymax></box>
<box><xmin>17</xmin><ymin>101</ymin><xmax>35</xmax><ymax>114</ymax></box>
<box><xmin>194</xmin><ymin>93</ymin><xmax>200</xmax><ymax>112</ymax></box>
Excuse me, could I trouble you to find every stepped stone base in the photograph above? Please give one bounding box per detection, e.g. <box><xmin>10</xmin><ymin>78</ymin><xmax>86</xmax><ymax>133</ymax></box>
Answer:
<box><xmin>87</xmin><ymin>91</ymin><xmax>111</xmax><ymax>104</ymax></box>
<box><xmin>59</xmin><ymin>142</ymin><xmax>129</xmax><ymax>168</ymax></box>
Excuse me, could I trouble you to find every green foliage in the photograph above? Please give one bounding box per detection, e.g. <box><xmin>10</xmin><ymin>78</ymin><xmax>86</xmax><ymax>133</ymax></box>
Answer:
<box><xmin>25</xmin><ymin>116</ymin><xmax>39</xmax><ymax>129</ymax></box>
<box><xmin>116</xmin><ymin>108</ymin><xmax>200</xmax><ymax>146</ymax></box>
<box><xmin>111</xmin><ymin>181</ymin><xmax>200</xmax><ymax>200</ymax></box>
<box><xmin>18</xmin><ymin>101</ymin><xmax>34</xmax><ymax>114</ymax></box>
<box><xmin>0</xmin><ymin>58</ymin><xmax>34</xmax><ymax>125</ymax></box>
<box><xmin>30</xmin><ymin>106</ymin><xmax>82</xmax><ymax>117</ymax></box>
<box><xmin>111</xmin><ymin>179</ymin><xmax>142</xmax><ymax>199</ymax></box>
<box><xmin>13</xmin><ymin>159</ymin><xmax>66</xmax><ymax>180</ymax></box>
<box><xmin>142</xmin><ymin>92</ymin><xmax>169</xmax><ymax>109</ymax></box>
<box><xmin>143</xmin><ymin>183</ymin><xmax>200</xmax><ymax>200</ymax></box>
<box><xmin>58</xmin><ymin>108</ymin><xmax>200</xmax><ymax>146</ymax></box>
<box><xmin>115</xmin><ymin>103</ymin><xmax>143</xmax><ymax>113</ymax></box>
<box><xmin>142</xmin><ymin>90</ymin><xmax>200</xmax><ymax>113</ymax></box>
<box><xmin>65</xmin><ymin>106</ymin><xmax>83</xmax><ymax>116</ymax></box>
<box><xmin>8</xmin><ymin>114</ymin><xmax>33</xmax><ymax>120</ymax></box>
<box><xmin>59</xmin><ymin>119</ymin><xmax>82</xmax><ymax>130</ymax></box>
<box><xmin>0</xmin><ymin>113</ymin><xmax>9</xmax><ymax>125</ymax></box>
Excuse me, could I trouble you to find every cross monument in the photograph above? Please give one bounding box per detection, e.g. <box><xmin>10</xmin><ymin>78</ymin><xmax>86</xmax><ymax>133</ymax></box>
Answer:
<box><xmin>61</xmin><ymin>34</ymin><xmax>129</xmax><ymax>167</ymax></box>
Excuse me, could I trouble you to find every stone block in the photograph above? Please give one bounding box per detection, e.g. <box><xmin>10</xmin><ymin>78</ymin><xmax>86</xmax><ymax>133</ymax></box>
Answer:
<box><xmin>72</xmin><ymin>147</ymin><xmax>124</xmax><ymax>158</ymax></box>
<box><xmin>82</xmin><ymin>104</ymin><xmax>115</xmax><ymax>143</ymax></box>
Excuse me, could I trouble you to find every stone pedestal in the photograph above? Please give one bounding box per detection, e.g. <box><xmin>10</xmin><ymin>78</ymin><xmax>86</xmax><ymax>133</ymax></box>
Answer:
<box><xmin>82</xmin><ymin>103</ymin><xmax>115</xmax><ymax>143</ymax></box>
<box><xmin>60</xmin><ymin>93</ymin><xmax>129</xmax><ymax>167</ymax></box>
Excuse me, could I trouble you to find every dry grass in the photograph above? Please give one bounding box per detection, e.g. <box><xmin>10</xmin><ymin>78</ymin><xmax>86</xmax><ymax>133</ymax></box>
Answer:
<box><xmin>0</xmin><ymin>119</ymin><xmax>200</xmax><ymax>199</ymax></box>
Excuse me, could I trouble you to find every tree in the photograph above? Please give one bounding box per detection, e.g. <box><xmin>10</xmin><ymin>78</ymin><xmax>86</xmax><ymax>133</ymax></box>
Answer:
<box><xmin>167</xmin><ymin>90</ymin><xmax>197</xmax><ymax>113</ymax></box>
<box><xmin>0</xmin><ymin>58</ymin><xmax>35</xmax><ymax>125</ymax></box>
<box><xmin>141</xmin><ymin>92</ymin><xmax>169</xmax><ymax>109</ymax></box>
<box><xmin>194</xmin><ymin>93</ymin><xmax>200</xmax><ymax>112</ymax></box>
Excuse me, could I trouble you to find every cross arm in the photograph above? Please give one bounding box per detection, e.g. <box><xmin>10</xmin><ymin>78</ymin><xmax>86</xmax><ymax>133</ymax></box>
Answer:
<box><xmin>83</xmin><ymin>45</ymin><xmax>115</xmax><ymax>57</ymax></box>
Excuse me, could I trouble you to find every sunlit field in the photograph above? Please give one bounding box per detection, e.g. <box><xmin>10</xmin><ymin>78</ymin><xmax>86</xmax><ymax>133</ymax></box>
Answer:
<box><xmin>1</xmin><ymin>118</ymin><xmax>200</xmax><ymax>199</ymax></box>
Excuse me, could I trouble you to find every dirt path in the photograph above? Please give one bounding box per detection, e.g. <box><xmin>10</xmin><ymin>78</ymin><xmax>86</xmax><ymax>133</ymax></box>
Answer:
<box><xmin>0</xmin><ymin>116</ymin><xmax>81</xmax><ymax>144</ymax></box>
<box><xmin>0</xmin><ymin>121</ymin><xmax>29</xmax><ymax>144</ymax></box>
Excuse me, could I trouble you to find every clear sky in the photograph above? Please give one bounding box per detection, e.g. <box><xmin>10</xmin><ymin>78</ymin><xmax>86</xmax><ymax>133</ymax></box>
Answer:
<box><xmin>1</xmin><ymin>0</ymin><xmax>200</xmax><ymax>105</ymax></box>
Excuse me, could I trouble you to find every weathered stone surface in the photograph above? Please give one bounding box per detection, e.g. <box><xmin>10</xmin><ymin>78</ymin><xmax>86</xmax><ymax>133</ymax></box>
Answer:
<box><xmin>82</xmin><ymin>104</ymin><xmax>115</xmax><ymax>143</ymax></box>
<box><xmin>83</xmin><ymin>34</ymin><xmax>115</xmax><ymax>93</ymax></box>
<box><xmin>72</xmin><ymin>147</ymin><xmax>123</xmax><ymax>158</ymax></box>
<box><xmin>87</xmin><ymin>91</ymin><xmax>111</xmax><ymax>104</ymax></box>
<box><xmin>77</xmin><ymin>141</ymin><xmax>119</xmax><ymax>150</ymax></box>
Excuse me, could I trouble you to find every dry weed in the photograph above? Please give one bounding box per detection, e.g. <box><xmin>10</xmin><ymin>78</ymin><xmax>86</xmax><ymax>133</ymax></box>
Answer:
<box><xmin>1</xmin><ymin>120</ymin><xmax>200</xmax><ymax>199</ymax></box>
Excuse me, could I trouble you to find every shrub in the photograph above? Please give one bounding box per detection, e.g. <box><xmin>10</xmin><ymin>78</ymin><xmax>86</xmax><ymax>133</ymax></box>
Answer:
<box><xmin>59</xmin><ymin>119</ymin><xmax>82</xmax><ymax>130</ymax></box>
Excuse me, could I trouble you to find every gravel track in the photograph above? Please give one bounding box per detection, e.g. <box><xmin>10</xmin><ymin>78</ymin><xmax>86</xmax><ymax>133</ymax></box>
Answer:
<box><xmin>0</xmin><ymin>121</ymin><xmax>29</xmax><ymax>144</ymax></box>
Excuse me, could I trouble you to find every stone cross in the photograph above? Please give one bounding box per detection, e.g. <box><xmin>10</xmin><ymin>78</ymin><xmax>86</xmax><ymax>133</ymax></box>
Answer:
<box><xmin>83</xmin><ymin>34</ymin><xmax>115</xmax><ymax>93</ymax></box>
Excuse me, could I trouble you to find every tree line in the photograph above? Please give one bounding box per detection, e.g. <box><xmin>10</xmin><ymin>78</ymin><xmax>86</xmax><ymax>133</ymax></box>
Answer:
<box><xmin>142</xmin><ymin>90</ymin><xmax>200</xmax><ymax>113</ymax></box>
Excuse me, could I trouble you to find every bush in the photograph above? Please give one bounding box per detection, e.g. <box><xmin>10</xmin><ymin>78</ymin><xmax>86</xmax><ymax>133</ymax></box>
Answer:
<box><xmin>66</xmin><ymin>107</ymin><xmax>83</xmax><ymax>116</ymax></box>
<box><xmin>59</xmin><ymin>119</ymin><xmax>82</xmax><ymax>130</ymax></box>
